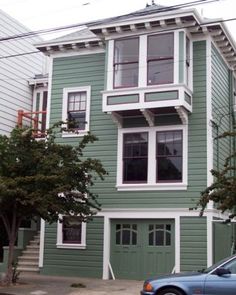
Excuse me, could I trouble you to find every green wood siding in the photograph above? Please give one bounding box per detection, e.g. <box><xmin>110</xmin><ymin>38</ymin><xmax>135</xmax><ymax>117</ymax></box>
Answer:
<box><xmin>211</xmin><ymin>44</ymin><xmax>232</xmax><ymax>171</ymax></box>
<box><xmin>213</xmin><ymin>221</ymin><xmax>233</xmax><ymax>263</ymax></box>
<box><xmin>41</xmin><ymin>217</ymin><xmax>104</xmax><ymax>277</ymax></box>
<box><xmin>180</xmin><ymin>217</ymin><xmax>207</xmax><ymax>271</ymax></box>
<box><xmin>49</xmin><ymin>43</ymin><xmax>208</xmax><ymax>210</ymax></box>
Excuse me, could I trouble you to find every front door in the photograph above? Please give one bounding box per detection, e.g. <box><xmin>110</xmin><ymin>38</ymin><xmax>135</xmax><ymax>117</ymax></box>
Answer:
<box><xmin>110</xmin><ymin>219</ymin><xmax>175</xmax><ymax>280</ymax></box>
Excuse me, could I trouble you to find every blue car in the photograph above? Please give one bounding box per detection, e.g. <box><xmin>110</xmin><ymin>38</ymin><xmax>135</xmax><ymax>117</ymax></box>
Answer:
<box><xmin>141</xmin><ymin>254</ymin><xmax>236</xmax><ymax>295</ymax></box>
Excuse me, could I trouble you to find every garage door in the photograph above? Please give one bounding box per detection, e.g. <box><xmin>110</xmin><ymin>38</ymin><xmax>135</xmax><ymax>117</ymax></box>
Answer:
<box><xmin>110</xmin><ymin>219</ymin><xmax>175</xmax><ymax>280</ymax></box>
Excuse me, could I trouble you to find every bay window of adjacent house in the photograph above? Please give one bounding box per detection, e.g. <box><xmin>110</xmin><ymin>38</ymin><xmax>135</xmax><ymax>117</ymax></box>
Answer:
<box><xmin>67</xmin><ymin>91</ymin><xmax>87</xmax><ymax>130</ymax></box>
<box><xmin>114</xmin><ymin>38</ymin><xmax>139</xmax><ymax>88</ymax></box>
<box><xmin>147</xmin><ymin>33</ymin><xmax>174</xmax><ymax>85</ymax></box>
<box><xmin>156</xmin><ymin>130</ymin><xmax>182</xmax><ymax>182</ymax></box>
<box><xmin>123</xmin><ymin>132</ymin><xmax>148</xmax><ymax>183</ymax></box>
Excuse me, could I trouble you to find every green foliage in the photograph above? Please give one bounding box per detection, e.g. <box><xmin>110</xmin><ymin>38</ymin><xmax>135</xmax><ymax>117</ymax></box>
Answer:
<box><xmin>11</xmin><ymin>261</ymin><xmax>20</xmax><ymax>284</ymax></box>
<box><xmin>198</xmin><ymin>131</ymin><xmax>236</xmax><ymax>218</ymax></box>
<box><xmin>0</xmin><ymin>125</ymin><xmax>107</xmax><ymax>225</ymax></box>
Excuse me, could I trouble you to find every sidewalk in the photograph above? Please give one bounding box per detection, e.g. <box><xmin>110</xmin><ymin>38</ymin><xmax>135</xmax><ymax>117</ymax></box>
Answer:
<box><xmin>0</xmin><ymin>274</ymin><xmax>143</xmax><ymax>295</ymax></box>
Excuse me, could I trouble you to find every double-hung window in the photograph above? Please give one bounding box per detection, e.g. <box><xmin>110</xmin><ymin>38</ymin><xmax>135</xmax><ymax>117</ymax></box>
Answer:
<box><xmin>114</xmin><ymin>38</ymin><xmax>139</xmax><ymax>88</ymax></box>
<box><xmin>57</xmin><ymin>215</ymin><xmax>86</xmax><ymax>249</ymax></box>
<box><xmin>62</xmin><ymin>86</ymin><xmax>91</xmax><ymax>136</ymax></box>
<box><xmin>123</xmin><ymin>132</ymin><xmax>148</xmax><ymax>183</ymax></box>
<box><xmin>117</xmin><ymin>126</ymin><xmax>187</xmax><ymax>190</ymax></box>
<box><xmin>156</xmin><ymin>130</ymin><xmax>182</xmax><ymax>182</ymax></box>
<box><xmin>147</xmin><ymin>33</ymin><xmax>174</xmax><ymax>85</ymax></box>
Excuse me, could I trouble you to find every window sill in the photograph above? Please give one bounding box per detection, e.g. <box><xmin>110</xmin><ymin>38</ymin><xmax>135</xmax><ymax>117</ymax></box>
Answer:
<box><xmin>56</xmin><ymin>243</ymin><xmax>86</xmax><ymax>249</ymax></box>
<box><xmin>62</xmin><ymin>131</ymin><xmax>89</xmax><ymax>138</ymax></box>
<box><xmin>116</xmin><ymin>183</ymin><xmax>187</xmax><ymax>191</ymax></box>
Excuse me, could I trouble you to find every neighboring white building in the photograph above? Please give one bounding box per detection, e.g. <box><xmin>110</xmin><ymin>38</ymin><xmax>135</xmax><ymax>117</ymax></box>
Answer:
<box><xmin>0</xmin><ymin>9</ymin><xmax>47</xmax><ymax>135</ymax></box>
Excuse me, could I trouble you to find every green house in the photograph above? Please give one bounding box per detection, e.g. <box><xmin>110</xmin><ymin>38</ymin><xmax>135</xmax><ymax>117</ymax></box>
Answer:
<box><xmin>2</xmin><ymin>4</ymin><xmax>236</xmax><ymax>280</ymax></box>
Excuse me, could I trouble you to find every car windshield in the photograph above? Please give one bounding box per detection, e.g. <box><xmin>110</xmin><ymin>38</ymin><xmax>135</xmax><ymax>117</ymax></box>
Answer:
<box><xmin>201</xmin><ymin>255</ymin><xmax>235</xmax><ymax>273</ymax></box>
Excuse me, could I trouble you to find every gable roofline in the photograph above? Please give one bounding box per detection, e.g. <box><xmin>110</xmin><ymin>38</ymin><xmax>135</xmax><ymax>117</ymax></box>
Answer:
<box><xmin>35</xmin><ymin>7</ymin><xmax>236</xmax><ymax>70</ymax></box>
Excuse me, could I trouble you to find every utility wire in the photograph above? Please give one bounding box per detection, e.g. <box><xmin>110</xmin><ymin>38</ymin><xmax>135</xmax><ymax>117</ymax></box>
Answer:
<box><xmin>0</xmin><ymin>0</ymin><xmax>222</xmax><ymax>42</ymax></box>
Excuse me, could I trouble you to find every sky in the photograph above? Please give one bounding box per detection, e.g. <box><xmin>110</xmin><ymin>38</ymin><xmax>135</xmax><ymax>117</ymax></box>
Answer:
<box><xmin>0</xmin><ymin>0</ymin><xmax>236</xmax><ymax>41</ymax></box>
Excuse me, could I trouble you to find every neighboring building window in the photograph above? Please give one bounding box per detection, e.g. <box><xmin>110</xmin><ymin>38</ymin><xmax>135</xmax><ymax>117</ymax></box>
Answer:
<box><xmin>62</xmin><ymin>86</ymin><xmax>91</xmax><ymax>135</ymax></box>
<box><xmin>147</xmin><ymin>33</ymin><xmax>174</xmax><ymax>85</ymax></box>
<box><xmin>117</xmin><ymin>126</ymin><xmax>187</xmax><ymax>190</ymax></box>
<box><xmin>57</xmin><ymin>215</ymin><xmax>86</xmax><ymax>249</ymax></box>
<box><xmin>114</xmin><ymin>38</ymin><xmax>139</xmax><ymax>88</ymax></box>
<box><xmin>156</xmin><ymin>130</ymin><xmax>182</xmax><ymax>182</ymax></box>
<box><xmin>123</xmin><ymin>132</ymin><xmax>148</xmax><ymax>183</ymax></box>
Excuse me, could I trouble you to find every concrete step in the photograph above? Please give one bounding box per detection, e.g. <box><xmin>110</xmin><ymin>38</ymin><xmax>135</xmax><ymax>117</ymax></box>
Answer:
<box><xmin>18</xmin><ymin>256</ymin><xmax>39</xmax><ymax>262</ymax></box>
<box><xmin>29</xmin><ymin>240</ymin><xmax>40</xmax><ymax>246</ymax></box>
<box><xmin>26</xmin><ymin>245</ymin><xmax>40</xmax><ymax>251</ymax></box>
<box><xmin>17</xmin><ymin>266</ymin><xmax>39</xmax><ymax>273</ymax></box>
<box><xmin>18</xmin><ymin>262</ymin><xmax>39</xmax><ymax>267</ymax></box>
<box><xmin>22</xmin><ymin>250</ymin><xmax>39</xmax><ymax>256</ymax></box>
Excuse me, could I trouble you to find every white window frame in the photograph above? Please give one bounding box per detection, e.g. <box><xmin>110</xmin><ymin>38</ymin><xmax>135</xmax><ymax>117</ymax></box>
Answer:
<box><xmin>56</xmin><ymin>215</ymin><xmax>87</xmax><ymax>249</ymax></box>
<box><xmin>62</xmin><ymin>86</ymin><xmax>91</xmax><ymax>137</ymax></box>
<box><xmin>116</xmin><ymin>125</ymin><xmax>188</xmax><ymax>191</ymax></box>
<box><xmin>107</xmin><ymin>30</ymin><xmax>193</xmax><ymax>90</ymax></box>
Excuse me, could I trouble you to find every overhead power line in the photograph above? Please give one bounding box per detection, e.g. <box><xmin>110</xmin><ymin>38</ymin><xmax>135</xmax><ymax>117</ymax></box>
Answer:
<box><xmin>0</xmin><ymin>0</ymin><xmax>221</xmax><ymax>43</ymax></box>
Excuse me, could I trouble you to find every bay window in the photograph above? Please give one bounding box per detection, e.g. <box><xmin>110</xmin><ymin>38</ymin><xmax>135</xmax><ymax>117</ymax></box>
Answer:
<box><xmin>147</xmin><ymin>33</ymin><xmax>174</xmax><ymax>85</ymax></box>
<box><xmin>114</xmin><ymin>38</ymin><xmax>139</xmax><ymax>88</ymax></box>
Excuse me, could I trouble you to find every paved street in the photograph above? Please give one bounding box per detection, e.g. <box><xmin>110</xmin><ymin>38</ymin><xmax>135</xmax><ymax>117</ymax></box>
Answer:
<box><xmin>0</xmin><ymin>274</ymin><xmax>143</xmax><ymax>295</ymax></box>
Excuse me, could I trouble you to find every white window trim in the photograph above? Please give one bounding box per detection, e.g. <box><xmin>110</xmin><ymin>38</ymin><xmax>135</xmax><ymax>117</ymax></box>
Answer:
<box><xmin>56</xmin><ymin>215</ymin><xmax>87</xmax><ymax>249</ymax></box>
<box><xmin>107</xmin><ymin>30</ymin><xmax>192</xmax><ymax>92</ymax></box>
<box><xmin>62</xmin><ymin>86</ymin><xmax>91</xmax><ymax>137</ymax></box>
<box><xmin>116</xmin><ymin>125</ymin><xmax>188</xmax><ymax>191</ymax></box>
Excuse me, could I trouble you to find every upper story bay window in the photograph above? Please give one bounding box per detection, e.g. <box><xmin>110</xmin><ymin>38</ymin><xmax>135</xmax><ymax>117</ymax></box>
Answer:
<box><xmin>114</xmin><ymin>38</ymin><xmax>139</xmax><ymax>88</ymax></box>
<box><xmin>147</xmin><ymin>33</ymin><xmax>174</xmax><ymax>85</ymax></box>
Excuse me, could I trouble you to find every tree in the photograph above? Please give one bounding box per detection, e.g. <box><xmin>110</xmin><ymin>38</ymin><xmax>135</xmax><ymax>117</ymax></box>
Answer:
<box><xmin>198</xmin><ymin>131</ymin><xmax>236</xmax><ymax>218</ymax></box>
<box><xmin>0</xmin><ymin>126</ymin><xmax>106</xmax><ymax>285</ymax></box>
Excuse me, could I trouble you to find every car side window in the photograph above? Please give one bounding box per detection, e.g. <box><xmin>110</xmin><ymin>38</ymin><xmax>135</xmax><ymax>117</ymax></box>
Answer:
<box><xmin>224</xmin><ymin>258</ymin><xmax>236</xmax><ymax>274</ymax></box>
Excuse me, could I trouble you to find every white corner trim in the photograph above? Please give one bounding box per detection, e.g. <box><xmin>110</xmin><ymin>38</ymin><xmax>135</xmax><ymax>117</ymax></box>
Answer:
<box><xmin>175</xmin><ymin>216</ymin><xmax>180</xmax><ymax>272</ymax></box>
<box><xmin>39</xmin><ymin>219</ymin><xmax>45</xmax><ymax>268</ymax></box>
<box><xmin>103</xmin><ymin>216</ymin><xmax>110</xmax><ymax>280</ymax></box>
<box><xmin>207</xmin><ymin>213</ymin><xmax>213</xmax><ymax>267</ymax></box>
<box><xmin>107</xmin><ymin>40</ymin><xmax>114</xmax><ymax>90</ymax></box>
<box><xmin>206</xmin><ymin>38</ymin><xmax>214</xmax><ymax>210</ymax></box>
<box><xmin>46</xmin><ymin>58</ymin><xmax>53</xmax><ymax>130</ymax></box>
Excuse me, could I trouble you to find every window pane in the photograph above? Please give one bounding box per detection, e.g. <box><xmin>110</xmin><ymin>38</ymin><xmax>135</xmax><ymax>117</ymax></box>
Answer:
<box><xmin>115</xmin><ymin>38</ymin><xmax>139</xmax><ymax>63</ymax></box>
<box><xmin>114</xmin><ymin>38</ymin><xmax>139</xmax><ymax>88</ymax></box>
<box><xmin>155</xmin><ymin>230</ymin><xmax>164</xmax><ymax>246</ymax></box>
<box><xmin>123</xmin><ymin>133</ymin><xmax>148</xmax><ymax>183</ymax></box>
<box><xmin>68</xmin><ymin>112</ymin><xmax>86</xmax><ymax>130</ymax></box>
<box><xmin>147</xmin><ymin>33</ymin><xmax>174</xmax><ymax>85</ymax></box>
<box><xmin>67</xmin><ymin>91</ymin><xmax>87</xmax><ymax>130</ymax></box>
<box><xmin>63</xmin><ymin>216</ymin><xmax>82</xmax><ymax>244</ymax></box>
<box><xmin>148</xmin><ymin>59</ymin><xmax>173</xmax><ymax>85</ymax></box>
<box><xmin>122</xmin><ymin>229</ymin><xmax>131</xmax><ymax>245</ymax></box>
<box><xmin>148</xmin><ymin>33</ymin><xmax>174</xmax><ymax>59</ymax></box>
<box><xmin>114</xmin><ymin>63</ymin><xmax>138</xmax><ymax>88</ymax></box>
<box><xmin>157</xmin><ymin>131</ymin><xmax>183</xmax><ymax>182</ymax></box>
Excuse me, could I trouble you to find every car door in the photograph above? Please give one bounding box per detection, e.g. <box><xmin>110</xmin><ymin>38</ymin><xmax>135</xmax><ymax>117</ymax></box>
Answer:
<box><xmin>204</xmin><ymin>257</ymin><xmax>236</xmax><ymax>295</ymax></box>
